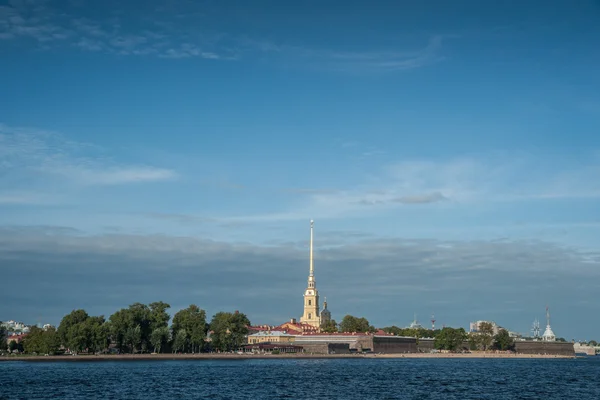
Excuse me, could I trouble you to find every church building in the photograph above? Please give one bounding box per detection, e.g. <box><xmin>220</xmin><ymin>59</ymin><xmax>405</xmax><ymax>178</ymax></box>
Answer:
<box><xmin>300</xmin><ymin>220</ymin><xmax>331</xmax><ymax>328</ymax></box>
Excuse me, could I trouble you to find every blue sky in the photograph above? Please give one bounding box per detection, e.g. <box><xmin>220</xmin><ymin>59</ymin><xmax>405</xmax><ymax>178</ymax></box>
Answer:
<box><xmin>1</xmin><ymin>0</ymin><xmax>600</xmax><ymax>340</ymax></box>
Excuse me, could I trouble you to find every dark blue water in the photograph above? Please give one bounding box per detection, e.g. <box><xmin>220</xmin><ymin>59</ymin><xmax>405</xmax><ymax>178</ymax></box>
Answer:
<box><xmin>1</xmin><ymin>358</ymin><xmax>600</xmax><ymax>399</ymax></box>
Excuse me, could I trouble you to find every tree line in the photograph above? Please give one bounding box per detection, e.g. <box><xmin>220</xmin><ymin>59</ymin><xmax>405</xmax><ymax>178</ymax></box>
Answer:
<box><xmin>432</xmin><ymin>324</ymin><xmax>515</xmax><ymax>352</ymax></box>
<box><xmin>2</xmin><ymin>302</ymin><xmax>250</xmax><ymax>355</ymax></box>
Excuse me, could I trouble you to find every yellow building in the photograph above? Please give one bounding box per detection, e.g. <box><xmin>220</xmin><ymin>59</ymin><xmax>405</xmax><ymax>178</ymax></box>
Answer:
<box><xmin>247</xmin><ymin>331</ymin><xmax>296</xmax><ymax>344</ymax></box>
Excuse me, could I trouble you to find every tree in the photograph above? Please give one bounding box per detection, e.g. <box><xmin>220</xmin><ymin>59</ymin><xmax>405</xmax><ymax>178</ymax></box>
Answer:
<box><xmin>67</xmin><ymin>321</ymin><xmax>89</xmax><ymax>353</ymax></box>
<box><xmin>209</xmin><ymin>311</ymin><xmax>250</xmax><ymax>352</ymax></box>
<box><xmin>23</xmin><ymin>326</ymin><xmax>44</xmax><ymax>354</ymax></box>
<box><xmin>109</xmin><ymin>308</ymin><xmax>130</xmax><ymax>353</ymax></box>
<box><xmin>23</xmin><ymin>326</ymin><xmax>60</xmax><ymax>355</ymax></box>
<box><xmin>57</xmin><ymin>309</ymin><xmax>89</xmax><ymax>348</ymax></box>
<box><xmin>434</xmin><ymin>327</ymin><xmax>467</xmax><ymax>351</ymax></box>
<box><xmin>493</xmin><ymin>329</ymin><xmax>514</xmax><ymax>351</ymax></box>
<box><xmin>127</xmin><ymin>303</ymin><xmax>152</xmax><ymax>352</ymax></box>
<box><xmin>8</xmin><ymin>340</ymin><xmax>18</xmax><ymax>353</ymax></box>
<box><xmin>339</xmin><ymin>315</ymin><xmax>372</xmax><ymax>333</ymax></box>
<box><xmin>150</xmin><ymin>326</ymin><xmax>170</xmax><ymax>353</ymax></box>
<box><xmin>476</xmin><ymin>322</ymin><xmax>494</xmax><ymax>351</ymax></box>
<box><xmin>0</xmin><ymin>325</ymin><xmax>7</xmax><ymax>351</ymax></box>
<box><xmin>149</xmin><ymin>302</ymin><xmax>171</xmax><ymax>332</ymax></box>
<box><xmin>468</xmin><ymin>335</ymin><xmax>478</xmax><ymax>351</ymax></box>
<box><xmin>173</xmin><ymin>329</ymin><xmax>188</xmax><ymax>353</ymax></box>
<box><xmin>172</xmin><ymin>305</ymin><xmax>207</xmax><ymax>353</ymax></box>
<box><xmin>126</xmin><ymin>325</ymin><xmax>142</xmax><ymax>353</ymax></box>
<box><xmin>321</xmin><ymin>319</ymin><xmax>338</xmax><ymax>333</ymax></box>
<box><xmin>85</xmin><ymin>316</ymin><xmax>109</xmax><ymax>353</ymax></box>
<box><xmin>382</xmin><ymin>326</ymin><xmax>441</xmax><ymax>339</ymax></box>
<box><xmin>589</xmin><ymin>340</ymin><xmax>598</xmax><ymax>346</ymax></box>
<box><xmin>108</xmin><ymin>302</ymin><xmax>164</xmax><ymax>353</ymax></box>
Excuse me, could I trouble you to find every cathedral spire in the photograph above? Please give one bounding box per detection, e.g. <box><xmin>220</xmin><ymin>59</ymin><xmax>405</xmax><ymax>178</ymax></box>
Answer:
<box><xmin>300</xmin><ymin>219</ymin><xmax>320</xmax><ymax>327</ymax></box>
<box><xmin>307</xmin><ymin>220</ymin><xmax>315</xmax><ymax>288</ymax></box>
<box><xmin>309</xmin><ymin>219</ymin><xmax>314</xmax><ymax>277</ymax></box>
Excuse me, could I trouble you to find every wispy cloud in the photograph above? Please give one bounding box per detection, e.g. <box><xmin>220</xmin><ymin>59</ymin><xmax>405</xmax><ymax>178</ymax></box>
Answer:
<box><xmin>0</xmin><ymin>123</ymin><xmax>177</xmax><ymax>187</ymax></box>
<box><xmin>0</xmin><ymin>191</ymin><xmax>57</xmax><ymax>205</ymax></box>
<box><xmin>0</xmin><ymin>2</ymin><xmax>233</xmax><ymax>59</ymax></box>
<box><xmin>222</xmin><ymin>154</ymin><xmax>600</xmax><ymax>223</ymax></box>
<box><xmin>1</xmin><ymin>2</ymin><xmax>448</xmax><ymax>70</ymax></box>
<box><xmin>324</xmin><ymin>35</ymin><xmax>446</xmax><ymax>72</ymax></box>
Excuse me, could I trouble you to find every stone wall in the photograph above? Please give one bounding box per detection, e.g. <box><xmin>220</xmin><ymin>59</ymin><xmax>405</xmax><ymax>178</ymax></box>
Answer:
<box><xmin>297</xmin><ymin>342</ymin><xmax>351</xmax><ymax>354</ymax></box>
<box><xmin>371</xmin><ymin>336</ymin><xmax>418</xmax><ymax>354</ymax></box>
<box><xmin>514</xmin><ymin>341</ymin><xmax>575</xmax><ymax>356</ymax></box>
<box><xmin>417</xmin><ymin>338</ymin><xmax>435</xmax><ymax>353</ymax></box>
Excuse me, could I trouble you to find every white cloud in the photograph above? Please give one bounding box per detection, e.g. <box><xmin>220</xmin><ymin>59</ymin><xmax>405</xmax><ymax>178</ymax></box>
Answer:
<box><xmin>0</xmin><ymin>191</ymin><xmax>54</xmax><ymax>205</ymax></box>
<box><xmin>220</xmin><ymin>154</ymin><xmax>600</xmax><ymax>223</ymax></box>
<box><xmin>0</xmin><ymin>123</ymin><xmax>177</xmax><ymax>186</ymax></box>
<box><xmin>1</xmin><ymin>2</ymin><xmax>447</xmax><ymax>71</ymax></box>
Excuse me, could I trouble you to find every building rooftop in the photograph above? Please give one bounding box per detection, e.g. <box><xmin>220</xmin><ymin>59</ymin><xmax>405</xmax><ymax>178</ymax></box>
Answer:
<box><xmin>249</xmin><ymin>331</ymin><xmax>295</xmax><ymax>338</ymax></box>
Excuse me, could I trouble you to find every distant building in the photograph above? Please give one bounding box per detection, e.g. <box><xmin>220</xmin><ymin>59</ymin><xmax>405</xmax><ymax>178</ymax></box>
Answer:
<box><xmin>469</xmin><ymin>321</ymin><xmax>501</xmax><ymax>335</ymax></box>
<box><xmin>247</xmin><ymin>331</ymin><xmax>295</xmax><ymax>344</ymax></box>
<box><xmin>541</xmin><ymin>307</ymin><xmax>556</xmax><ymax>342</ymax></box>
<box><xmin>406</xmin><ymin>313</ymin><xmax>424</xmax><ymax>330</ymax></box>
<box><xmin>6</xmin><ymin>334</ymin><xmax>26</xmax><ymax>346</ymax></box>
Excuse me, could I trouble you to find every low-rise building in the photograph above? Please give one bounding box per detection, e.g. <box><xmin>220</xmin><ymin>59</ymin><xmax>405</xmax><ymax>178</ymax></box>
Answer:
<box><xmin>247</xmin><ymin>331</ymin><xmax>296</xmax><ymax>344</ymax></box>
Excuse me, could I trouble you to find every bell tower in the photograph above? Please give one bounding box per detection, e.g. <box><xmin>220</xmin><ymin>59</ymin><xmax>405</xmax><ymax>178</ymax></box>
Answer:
<box><xmin>300</xmin><ymin>220</ymin><xmax>320</xmax><ymax>327</ymax></box>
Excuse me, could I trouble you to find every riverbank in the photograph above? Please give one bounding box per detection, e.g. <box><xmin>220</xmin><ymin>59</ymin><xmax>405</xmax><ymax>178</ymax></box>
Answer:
<box><xmin>0</xmin><ymin>352</ymin><xmax>575</xmax><ymax>362</ymax></box>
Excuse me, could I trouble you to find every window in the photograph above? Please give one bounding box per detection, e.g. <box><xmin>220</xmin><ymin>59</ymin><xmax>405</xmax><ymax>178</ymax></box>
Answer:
<box><xmin>308</xmin><ymin>300</ymin><xmax>312</xmax><ymax>305</ymax></box>
<box><xmin>308</xmin><ymin>313</ymin><xmax>312</xmax><ymax>319</ymax></box>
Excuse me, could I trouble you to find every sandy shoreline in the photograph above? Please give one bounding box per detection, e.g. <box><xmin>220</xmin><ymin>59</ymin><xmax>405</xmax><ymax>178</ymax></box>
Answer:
<box><xmin>0</xmin><ymin>352</ymin><xmax>575</xmax><ymax>362</ymax></box>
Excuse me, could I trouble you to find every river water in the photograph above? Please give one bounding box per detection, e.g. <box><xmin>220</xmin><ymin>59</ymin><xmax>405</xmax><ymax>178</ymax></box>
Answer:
<box><xmin>1</xmin><ymin>357</ymin><xmax>600</xmax><ymax>399</ymax></box>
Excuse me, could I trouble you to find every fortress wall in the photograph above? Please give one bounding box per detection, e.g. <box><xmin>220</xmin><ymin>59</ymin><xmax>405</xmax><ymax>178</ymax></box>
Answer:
<box><xmin>297</xmin><ymin>343</ymin><xmax>351</xmax><ymax>354</ymax></box>
<box><xmin>327</xmin><ymin>343</ymin><xmax>351</xmax><ymax>354</ymax></box>
<box><xmin>417</xmin><ymin>339</ymin><xmax>435</xmax><ymax>352</ymax></box>
<box><xmin>514</xmin><ymin>341</ymin><xmax>574</xmax><ymax>356</ymax></box>
<box><xmin>298</xmin><ymin>343</ymin><xmax>330</xmax><ymax>354</ymax></box>
<box><xmin>371</xmin><ymin>336</ymin><xmax>418</xmax><ymax>354</ymax></box>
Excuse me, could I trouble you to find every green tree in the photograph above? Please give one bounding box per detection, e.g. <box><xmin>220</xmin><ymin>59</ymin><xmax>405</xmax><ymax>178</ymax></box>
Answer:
<box><xmin>23</xmin><ymin>326</ymin><xmax>60</xmax><ymax>355</ymax></box>
<box><xmin>85</xmin><ymin>316</ymin><xmax>109</xmax><ymax>353</ymax></box>
<box><xmin>172</xmin><ymin>305</ymin><xmax>207</xmax><ymax>353</ymax></box>
<box><xmin>209</xmin><ymin>311</ymin><xmax>250</xmax><ymax>352</ymax></box>
<box><xmin>23</xmin><ymin>326</ymin><xmax>44</xmax><ymax>354</ymax></box>
<box><xmin>57</xmin><ymin>309</ymin><xmax>89</xmax><ymax>347</ymax></box>
<box><xmin>589</xmin><ymin>340</ymin><xmax>598</xmax><ymax>346</ymax></box>
<box><xmin>476</xmin><ymin>322</ymin><xmax>494</xmax><ymax>351</ymax></box>
<box><xmin>493</xmin><ymin>329</ymin><xmax>515</xmax><ymax>351</ymax></box>
<box><xmin>127</xmin><ymin>303</ymin><xmax>152</xmax><ymax>352</ymax></box>
<box><xmin>382</xmin><ymin>326</ymin><xmax>403</xmax><ymax>335</ymax></box>
<box><xmin>8</xmin><ymin>340</ymin><xmax>18</xmax><ymax>352</ymax></box>
<box><xmin>149</xmin><ymin>302</ymin><xmax>171</xmax><ymax>332</ymax></box>
<box><xmin>109</xmin><ymin>309</ymin><xmax>129</xmax><ymax>353</ymax></box>
<box><xmin>150</xmin><ymin>326</ymin><xmax>170</xmax><ymax>353</ymax></box>
<box><xmin>0</xmin><ymin>325</ymin><xmax>7</xmax><ymax>351</ymax></box>
<box><xmin>173</xmin><ymin>329</ymin><xmax>188</xmax><ymax>353</ymax></box>
<box><xmin>321</xmin><ymin>319</ymin><xmax>338</xmax><ymax>333</ymax></box>
<box><xmin>67</xmin><ymin>321</ymin><xmax>89</xmax><ymax>353</ymax></box>
<box><xmin>339</xmin><ymin>315</ymin><xmax>372</xmax><ymax>333</ymax></box>
<box><xmin>126</xmin><ymin>325</ymin><xmax>142</xmax><ymax>353</ymax></box>
<box><xmin>108</xmin><ymin>302</ymin><xmax>161</xmax><ymax>353</ymax></box>
<box><xmin>434</xmin><ymin>327</ymin><xmax>467</xmax><ymax>351</ymax></box>
<box><xmin>468</xmin><ymin>335</ymin><xmax>478</xmax><ymax>351</ymax></box>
